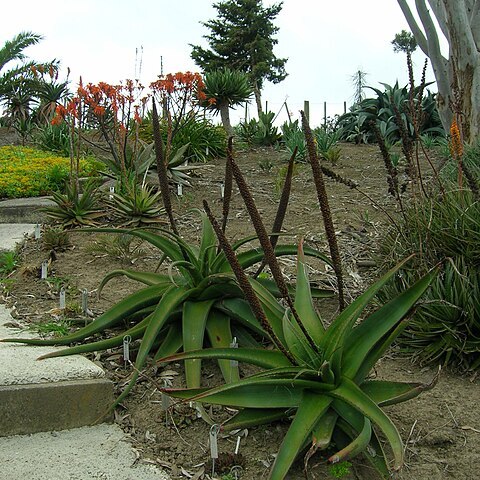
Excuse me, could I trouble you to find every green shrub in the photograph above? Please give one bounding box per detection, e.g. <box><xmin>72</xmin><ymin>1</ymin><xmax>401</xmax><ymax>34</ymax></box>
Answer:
<box><xmin>236</xmin><ymin>111</ymin><xmax>281</xmax><ymax>147</ymax></box>
<box><xmin>281</xmin><ymin>120</ymin><xmax>306</xmax><ymax>161</ymax></box>
<box><xmin>0</xmin><ymin>251</ymin><xmax>17</xmax><ymax>277</ymax></box>
<box><xmin>139</xmin><ymin>116</ymin><xmax>226</xmax><ymax>162</ymax></box>
<box><xmin>0</xmin><ymin>146</ymin><xmax>101</xmax><ymax>199</ymax></box>
<box><xmin>34</xmin><ymin>122</ymin><xmax>72</xmax><ymax>157</ymax></box>
<box><xmin>379</xmin><ymin>189</ymin><xmax>480</xmax><ymax>371</ymax></box>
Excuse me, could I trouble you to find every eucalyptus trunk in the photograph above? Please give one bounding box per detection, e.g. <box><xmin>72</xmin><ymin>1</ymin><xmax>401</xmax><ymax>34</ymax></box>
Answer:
<box><xmin>397</xmin><ymin>0</ymin><xmax>480</xmax><ymax>144</ymax></box>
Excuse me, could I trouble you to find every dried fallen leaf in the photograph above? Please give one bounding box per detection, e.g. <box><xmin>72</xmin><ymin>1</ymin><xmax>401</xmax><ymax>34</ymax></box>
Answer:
<box><xmin>461</xmin><ymin>425</ymin><xmax>480</xmax><ymax>433</ymax></box>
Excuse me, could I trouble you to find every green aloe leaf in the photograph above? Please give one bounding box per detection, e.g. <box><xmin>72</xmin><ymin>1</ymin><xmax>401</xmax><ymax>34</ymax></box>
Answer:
<box><xmin>215</xmin><ymin>297</ymin><xmax>265</xmax><ymax>336</ymax></box>
<box><xmin>330</xmin><ymin>378</ymin><xmax>404</xmax><ymax>470</ymax></box>
<box><xmin>166</xmin><ymin>377</ymin><xmax>333</xmax><ymax>408</ymax></box>
<box><xmin>222</xmin><ymin>408</ymin><xmax>290</xmax><ymax>431</ymax></box>
<box><xmin>249</xmin><ymin>278</ymin><xmax>286</xmax><ymax>344</ymax></box>
<box><xmin>310</xmin><ymin>409</ymin><xmax>338</xmax><ymax>450</ymax></box>
<box><xmin>2</xmin><ymin>283</ymin><xmax>166</xmax><ymax>346</ymax></box>
<box><xmin>153</xmin><ymin>322</ymin><xmax>183</xmax><ymax>362</ymax></box>
<box><xmin>38</xmin><ymin>313</ymin><xmax>152</xmax><ymax>360</ymax></box>
<box><xmin>231</xmin><ymin>324</ymin><xmax>262</xmax><ymax>348</ymax></box>
<box><xmin>197</xmin><ymin>209</ymin><xmax>217</xmax><ymax>276</ymax></box>
<box><xmin>256</xmin><ymin>276</ymin><xmax>333</xmax><ymax>299</ymax></box>
<box><xmin>294</xmin><ymin>240</ymin><xmax>324</xmax><ymax>346</ymax></box>
<box><xmin>206</xmin><ymin>310</ymin><xmax>240</xmax><ymax>383</ymax></box>
<box><xmin>282</xmin><ymin>309</ymin><xmax>319</xmax><ymax>367</ymax></box>
<box><xmin>98</xmin><ymin>269</ymin><xmax>173</xmax><ymax>296</ymax></box>
<box><xmin>269</xmin><ymin>391</ymin><xmax>332</xmax><ymax>480</ymax></box>
<box><xmin>361</xmin><ymin>375</ymin><xmax>438</xmax><ymax>407</ymax></box>
<box><xmin>343</xmin><ymin>266</ymin><xmax>439</xmax><ymax>380</ymax></box>
<box><xmin>182</xmin><ymin>300</ymin><xmax>215</xmax><ymax>388</ymax></box>
<box><xmin>329</xmin><ymin>417</ymin><xmax>372</xmax><ymax>463</ymax></box>
<box><xmin>230</xmin><ymin>244</ymin><xmax>333</xmax><ymax>272</ymax></box>
<box><xmin>157</xmin><ymin>347</ymin><xmax>291</xmax><ymax>369</ymax></box>
<box><xmin>319</xmin><ymin>255</ymin><xmax>414</xmax><ymax>375</ymax></box>
<box><xmin>114</xmin><ymin>284</ymin><xmax>192</xmax><ymax>407</ymax></box>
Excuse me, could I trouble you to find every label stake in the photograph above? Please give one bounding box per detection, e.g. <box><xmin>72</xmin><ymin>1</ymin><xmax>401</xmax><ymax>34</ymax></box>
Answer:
<box><xmin>41</xmin><ymin>261</ymin><xmax>48</xmax><ymax>279</ymax></box>
<box><xmin>59</xmin><ymin>287</ymin><xmax>66</xmax><ymax>310</ymax></box>
<box><xmin>209</xmin><ymin>424</ymin><xmax>220</xmax><ymax>477</ymax></box>
<box><xmin>123</xmin><ymin>335</ymin><xmax>131</xmax><ymax>366</ymax></box>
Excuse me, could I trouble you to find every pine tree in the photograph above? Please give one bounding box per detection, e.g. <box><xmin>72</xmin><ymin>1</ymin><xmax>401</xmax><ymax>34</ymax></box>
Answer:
<box><xmin>190</xmin><ymin>0</ymin><xmax>287</xmax><ymax>116</ymax></box>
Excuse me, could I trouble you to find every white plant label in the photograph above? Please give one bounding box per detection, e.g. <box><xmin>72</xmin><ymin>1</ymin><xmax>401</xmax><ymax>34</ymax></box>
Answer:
<box><xmin>59</xmin><ymin>287</ymin><xmax>66</xmax><ymax>309</ymax></box>
<box><xmin>41</xmin><ymin>261</ymin><xmax>48</xmax><ymax>279</ymax></box>
<box><xmin>81</xmin><ymin>289</ymin><xmax>88</xmax><ymax>314</ymax></box>
<box><xmin>230</xmin><ymin>336</ymin><xmax>239</xmax><ymax>369</ymax></box>
<box><xmin>34</xmin><ymin>224</ymin><xmax>41</xmax><ymax>239</ymax></box>
<box><xmin>209</xmin><ymin>424</ymin><xmax>220</xmax><ymax>460</ymax></box>
<box><xmin>123</xmin><ymin>335</ymin><xmax>131</xmax><ymax>365</ymax></box>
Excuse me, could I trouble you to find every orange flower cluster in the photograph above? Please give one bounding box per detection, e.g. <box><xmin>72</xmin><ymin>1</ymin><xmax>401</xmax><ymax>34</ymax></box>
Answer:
<box><xmin>51</xmin><ymin>79</ymin><xmax>147</xmax><ymax>127</ymax></box>
<box><xmin>449</xmin><ymin>117</ymin><xmax>463</xmax><ymax>159</ymax></box>
<box><xmin>150</xmin><ymin>71</ymin><xmax>210</xmax><ymax>103</ymax></box>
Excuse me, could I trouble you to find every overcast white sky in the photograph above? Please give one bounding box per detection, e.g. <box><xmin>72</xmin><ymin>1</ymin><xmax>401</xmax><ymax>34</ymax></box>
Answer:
<box><xmin>2</xmin><ymin>0</ymin><xmax>446</xmax><ymax>126</ymax></box>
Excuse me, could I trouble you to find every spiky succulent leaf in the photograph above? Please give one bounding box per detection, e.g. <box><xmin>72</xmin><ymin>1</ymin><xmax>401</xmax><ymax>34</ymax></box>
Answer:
<box><xmin>182</xmin><ymin>300</ymin><xmax>215</xmax><ymax>388</ymax></box>
<box><xmin>268</xmin><ymin>391</ymin><xmax>332</xmax><ymax>480</ymax></box>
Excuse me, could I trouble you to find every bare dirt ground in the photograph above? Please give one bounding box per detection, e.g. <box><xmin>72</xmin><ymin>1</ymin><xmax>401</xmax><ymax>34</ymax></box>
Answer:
<box><xmin>1</xmin><ymin>140</ymin><xmax>479</xmax><ymax>480</ymax></box>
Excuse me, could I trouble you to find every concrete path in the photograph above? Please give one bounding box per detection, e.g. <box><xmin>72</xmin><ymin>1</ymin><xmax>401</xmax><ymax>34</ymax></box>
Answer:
<box><xmin>0</xmin><ymin>424</ymin><xmax>168</xmax><ymax>480</ymax></box>
<box><xmin>0</xmin><ymin>221</ymin><xmax>170</xmax><ymax>479</ymax></box>
<box><xmin>0</xmin><ymin>223</ymin><xmax>36</xmax><ymax>251</ymax></box>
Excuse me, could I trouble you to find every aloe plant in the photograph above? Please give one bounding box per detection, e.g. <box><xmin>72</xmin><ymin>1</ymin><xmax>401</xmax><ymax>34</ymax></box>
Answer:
<box><xmin>107</xmin><ymin>180</ymin><xmax>165</xmax><ymax>227</ymax></box>
<box><xmin>41</xmin><ymin>180</ymin><xmax>104</xmax><ymax>227</ymax></box>
<box><xmin>2</xmin><ymin>210</ymin><xmax>332</xmax><ymax>404</ymax></box>
<box><xmin>160</xmin><ymin>240</ymin><xmax>439</xmax><ymax>479</ymax></box>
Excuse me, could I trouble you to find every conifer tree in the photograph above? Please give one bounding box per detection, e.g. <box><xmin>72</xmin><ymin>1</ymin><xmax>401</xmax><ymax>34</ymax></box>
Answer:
<box><xmin>191</xmin><ymin>0</ymin><xmax>287</xmax><ymax>116</ymax></box>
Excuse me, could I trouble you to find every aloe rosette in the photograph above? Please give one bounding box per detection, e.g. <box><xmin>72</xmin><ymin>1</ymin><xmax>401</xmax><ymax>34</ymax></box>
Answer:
<box><xmin>1</xmin><ymin>210</ymin><xmax>332</xmax><ymax>405</ymax></box>
<box><xmin>159</xmin><ymin>244</ymin><xmax>439</xmax><ymax>479</ymax></box>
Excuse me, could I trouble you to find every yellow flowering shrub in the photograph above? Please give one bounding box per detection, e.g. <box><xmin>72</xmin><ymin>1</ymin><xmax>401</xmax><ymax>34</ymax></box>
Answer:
<box><xmin>0</xmin><ymin>146</ymin><xmax>102</xmax><ymax>199</ymax></box>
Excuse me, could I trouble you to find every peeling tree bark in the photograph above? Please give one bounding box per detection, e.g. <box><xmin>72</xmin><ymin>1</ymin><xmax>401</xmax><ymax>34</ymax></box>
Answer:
<box><xmin>397</xmin><ymin>0</ymin><xmax>480</xmax><ymax>143</ymax></box>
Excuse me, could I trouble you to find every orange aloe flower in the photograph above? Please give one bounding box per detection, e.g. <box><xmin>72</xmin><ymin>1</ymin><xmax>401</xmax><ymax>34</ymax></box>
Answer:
<box><xmin>449</xmin><ymin>118</ymin><xmax>463</xmax><ymax>159</ymax></box>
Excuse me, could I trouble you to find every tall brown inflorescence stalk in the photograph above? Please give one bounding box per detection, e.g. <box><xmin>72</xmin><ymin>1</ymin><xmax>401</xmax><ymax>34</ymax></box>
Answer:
<box><xmin>221</xmin><ymin>137</ymin><xmax>234</xmax><ymax>233</ymax></box>
<box><xmin>301</xmin><ymin>110</ymin><xmax>345</xmax><ymax>310</ymax></box>
<box><xmin>152</xmin><ymin>99</ymin><xmax>179</xmax><ymax>236</ymax></box>
<box><xmin>225</xmin><ymin>144</ymin><xmax>318</xmax><ymax>350</ymax></box>
<box><xmin>203</xmin><ymin>200</ymin><xmax>296</xmax><ymax>364</ymax></box>
<box><xmin>254</xmin><ymin>146</ymin><xmax>297</xmax><ymax>277</ymax></box>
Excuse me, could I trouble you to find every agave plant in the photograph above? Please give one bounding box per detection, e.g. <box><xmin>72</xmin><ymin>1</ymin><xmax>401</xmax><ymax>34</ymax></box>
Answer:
<box><xmin>338</xmin><ymin>81</ymin><xmax>444</xmax><ymax>144</ymax></box>
<box><xmin>159</xmin><ymin>234</ymin><xmax>439</xmax><ymax>479</ymax></box>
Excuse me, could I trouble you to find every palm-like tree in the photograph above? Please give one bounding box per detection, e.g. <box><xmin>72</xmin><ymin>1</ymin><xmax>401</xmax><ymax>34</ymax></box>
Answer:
<box><xmin>0</xmin><ymin>31</ymin><xmax>43</xmax><ymax>73</ymax></box>
<box><xmin>0</xmin><ymin>32</ymin><xmax>43</xmax><ymax>122</ymax></box>
<box><xmin>203</xmin><ymin>68</ymin><xmax>252</xmax><ymax>137</ymax></box>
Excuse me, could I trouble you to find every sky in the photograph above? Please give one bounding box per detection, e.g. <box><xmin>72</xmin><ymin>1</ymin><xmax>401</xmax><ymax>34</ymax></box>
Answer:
<box><xmin>1</xmin><ymin>0</ymin><xmax>447</xmax><ymax>127</ymax></box>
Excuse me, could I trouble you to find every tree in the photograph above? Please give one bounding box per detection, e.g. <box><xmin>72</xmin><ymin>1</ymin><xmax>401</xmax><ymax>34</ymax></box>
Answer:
<box><xmin>190</xmin><ymin>0</ymin><xmax>287</xmax><ymax>116</ymax></box>
<box><xmin>396</xmin><ymin>0</ymin><xmax>480</xmax><ymax>144</ymax></box>
<box><xmin>0</xmin><ymin>31</ymin><xmax>61</xmax><ymax>125</ymax></box>
<box><xmin>203</xmin><ymin>68</ymin><xmax>253</xmax><ymax>136</ymax></box>
<box><xmin>392</xmin><ymin>29</ymin><xmax>418</xmax><ymax>54</ymax></box>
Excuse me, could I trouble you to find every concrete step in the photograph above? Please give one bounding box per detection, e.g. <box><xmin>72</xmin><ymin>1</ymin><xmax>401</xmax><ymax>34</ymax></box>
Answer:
<box><xmin>0</xmin><ymin>197</ymin><xmax>54</xmax><ymax>223</ymax></box>
<box><xmin>0</xmin><ymin>305</ymin><xmax>114</xmax><ymax>436</ymax></box>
